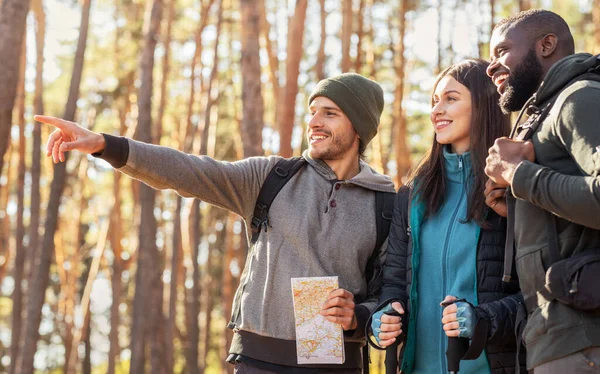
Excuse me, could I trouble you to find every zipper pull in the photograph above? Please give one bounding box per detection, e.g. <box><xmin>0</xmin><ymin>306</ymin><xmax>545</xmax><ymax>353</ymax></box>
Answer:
<box><xmin>458</xmin><ymin>156</ymin><xmax>463</xmax><ymax>170</ymax></box>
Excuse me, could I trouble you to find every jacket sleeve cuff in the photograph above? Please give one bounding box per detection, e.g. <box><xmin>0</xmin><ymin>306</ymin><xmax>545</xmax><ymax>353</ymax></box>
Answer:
<box><xmin>92</xmin><ymin>134</ymin><xmax>129</xmax><ymax>169</ymax></box>
<box><xmin>344</xmin><ymin>304</ymin><xmax>370</xmax><ymax>339</ymax></box>
<box><xmin>511</xmin><ymin>160</ymin><xmax>541</xmax><ymax>200</ymax></box>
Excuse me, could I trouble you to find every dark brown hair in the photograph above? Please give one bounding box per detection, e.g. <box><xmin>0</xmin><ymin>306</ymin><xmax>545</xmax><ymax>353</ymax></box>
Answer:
<box><xmin>408</xmin><ymin>59</ymin><xmax>510</xmax><ymax>226</ymax></box>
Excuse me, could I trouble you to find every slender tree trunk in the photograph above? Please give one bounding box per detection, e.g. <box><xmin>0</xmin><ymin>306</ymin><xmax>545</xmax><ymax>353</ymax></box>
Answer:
<box><xmin>594</xmin><ymin>0</ymin><xmax>600</xmax><ymax>55</ymax></box>
<box><xmin>183</xmin><ymin>0</ymin><xmax>216</xmax><ymax>153</ymax></box>
<box><xmin>0</xmin><ymin>0</ymin><xmax>31</xmax><ymax>177</ymax></box>
<box><xmin>108</xmin><ymin>8</ymin><xmax>128</xmax><ymax>371</ymax></box>
<box><xmin>0</xmin><ymin>141</ymin><xmax>12</xmax><ymax>286</ymax></box>
<box><xmin>166</xmin><ymin>197</ymin><xmax>183</xmax><ymax>372</ymax></box>
<box><xmin>184</xmin><ymin>200</ymin><xmax>201</xmax><ymax>374</ymax></box>
<box><xmin>16</xmin><ymin>1</ymin><xmax>92</xmax><ymax>372</ymax></box>
<box><xmin>200</xmin><ymin>0</ymin><xmax>223</xmax><ymax>157</ymax></box>
<box><xmin>436</xmin><ymin>0</ymin><xmax>443</xmax><ymax>74</ymax></box>
<box><xmin>277</xmin><ymin>0</ymin><xmax>308</xmax><ymax>157</ymax></box>
<box><xmin>221</xmin><ymin>212</ymin><xmax>238</xmax><ymax>374</ymax></box>
<box><xmin>155</xmin><ymin>0</ymin><xmax>175</xmax><ymax>145</ymax></box>
<box><xmin>27</xmin><ymin>0</ymin><xmax>44</xmax><ymax>289</ymax></box>
<box><xmin>354</xmin><ymin>0</ymin><xmax>365</xmax><ymax>72</ymax></box>
<box><xmin>315</xmin><ymin>0</ymin><xmax>327</xmax><ymax>80</ymax></box>
<box><xmin>393</xmin><ymin>0</ymin><xmax>410</xmax><ymax>186</ymax></box>
<box><xmin>490</xmin><ymin>0</ymin><xmax>495</xmax><ymax>36</ymax></box>
<box><xmin>130</xmin><ymin>0</ymin><xmax>165</xmax><ymax>373</ymax></box>
<box><xmin>66</xmin><ymin>219</ymin><xmax>110</xmax><ymax>374</ymax></box>
<box><xmin>259</xmin><ymin>0</ymin><xmax>280</xmax><ymax>125</ymax></box>
<box><xmin>341</xmin><ymin>0</ymin><xmax>352</xmax><ymax>72</ymax></box>
<box><xmin>82</xmin><ymin>302</ymin><xmax>92</xmax><ymax>374</ymax></box>
<box><xmin>9</xmin><ymin>37</ymin><xmax>27</xmax><ymax>374</ymax></box>
<box><xmin>240</xmin><ymin>0</ymin><xmax>264</xmax><ymax>157</ymax></box>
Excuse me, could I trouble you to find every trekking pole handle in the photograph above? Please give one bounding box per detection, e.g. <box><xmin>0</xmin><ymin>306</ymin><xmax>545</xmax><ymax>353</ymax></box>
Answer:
<box><xmin>384</xmin><ymin>310</ymin><xmax>401</xmax><ymax>374</ymax></box>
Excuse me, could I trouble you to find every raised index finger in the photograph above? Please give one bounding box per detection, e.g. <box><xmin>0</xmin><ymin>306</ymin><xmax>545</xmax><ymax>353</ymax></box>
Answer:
<box><xmin>34</xmin><ymin>115</ymin><xmax>74</xmax><ymax>130</ymax></box>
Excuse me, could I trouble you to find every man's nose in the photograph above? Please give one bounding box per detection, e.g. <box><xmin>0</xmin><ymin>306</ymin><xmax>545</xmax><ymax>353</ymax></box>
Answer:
<box><xmin>486</xmin><ymin>59</ymin><xmax>498</xmax><ymax>78</ymax></box>
<box><xmin>308</xmin><ymin>113</ymin><xmax>322</xmax><ymax>129</ymax></box>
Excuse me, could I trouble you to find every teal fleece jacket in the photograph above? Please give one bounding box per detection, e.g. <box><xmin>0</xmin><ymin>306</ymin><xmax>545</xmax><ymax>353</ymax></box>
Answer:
<box><xmin>411</xmin><ymin>149</ymin><xmax>490</xmax><ymax>373</ymax></box>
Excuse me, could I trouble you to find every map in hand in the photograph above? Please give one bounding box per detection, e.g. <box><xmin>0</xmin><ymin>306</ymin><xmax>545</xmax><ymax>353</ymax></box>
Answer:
<box><xmin>291</xmin><ymin>276</ymin><xmax>345</xmax><ymax>364</ymax></box>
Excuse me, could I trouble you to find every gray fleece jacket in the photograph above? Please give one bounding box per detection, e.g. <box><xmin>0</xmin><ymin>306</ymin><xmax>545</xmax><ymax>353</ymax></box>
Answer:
<box><xmin>97</xmin><ymin>135</ymin><xmax>396</xmax><ymax>370</ymax></box>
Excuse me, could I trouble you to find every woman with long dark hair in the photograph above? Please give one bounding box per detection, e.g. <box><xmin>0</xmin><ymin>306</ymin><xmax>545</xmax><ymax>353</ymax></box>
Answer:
<box><xmin>369</xmin><ymin>59</ymin><xmax>526</xmax><ymax>373</ymax></box>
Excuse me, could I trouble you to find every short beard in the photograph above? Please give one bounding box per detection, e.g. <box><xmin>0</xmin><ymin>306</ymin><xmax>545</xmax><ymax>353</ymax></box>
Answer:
<box><xmin>499</xmin><ymin>48</ymin><xmax>544</xmax><ymax>114</ymax></box>
<box><xmin>308</xmin><ymin>131</ymin><xmax>356</xmax><ymax>161</ymax></box>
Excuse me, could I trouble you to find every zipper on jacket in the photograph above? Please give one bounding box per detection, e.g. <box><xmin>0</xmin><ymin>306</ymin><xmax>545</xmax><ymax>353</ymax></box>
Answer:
<box><xmin>439</xmin><ymin>156</ymin><xmax>466</xmax><ymax>371</ymax></box>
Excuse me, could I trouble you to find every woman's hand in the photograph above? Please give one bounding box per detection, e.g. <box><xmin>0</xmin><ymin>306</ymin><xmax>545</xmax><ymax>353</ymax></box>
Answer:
<box><xmin>370</xmin><ymin>302</ymin><xmax>404</xmax><ymax>347</ymax></box>
<box><xmin>441</xmin><ymin>295</ymin><xmax>475</xmax><ymax>338</ymax></box>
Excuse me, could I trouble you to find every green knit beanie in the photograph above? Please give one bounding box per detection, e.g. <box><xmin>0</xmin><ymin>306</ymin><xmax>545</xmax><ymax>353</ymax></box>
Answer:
<box><xmin>308</xmin><ymin>73</ymin><xmax>384</xmax><ymax>147</ymax></box>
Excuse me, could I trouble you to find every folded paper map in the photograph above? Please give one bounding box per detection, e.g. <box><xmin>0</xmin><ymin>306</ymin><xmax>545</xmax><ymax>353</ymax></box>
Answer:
<box><xmin>291</xmin><ymin>276</ymin><xmax>345</xmax><ymax>364</ymax></box>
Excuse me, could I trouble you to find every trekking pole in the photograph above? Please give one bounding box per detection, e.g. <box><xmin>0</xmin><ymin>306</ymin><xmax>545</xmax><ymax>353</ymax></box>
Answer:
<box><xmin>384</xmin><ymin>310</ymin><xmax>401</xmax><ymax>374</ymax></box>
<box><xmin>446</xmin><ymin>336</ymin><xmax>469</xmax><ymax>374</ymax></box>
<box><xmin>442</xmin><ymin>298</ymin><xmax>469</xmax><ymax>374</ymax></box>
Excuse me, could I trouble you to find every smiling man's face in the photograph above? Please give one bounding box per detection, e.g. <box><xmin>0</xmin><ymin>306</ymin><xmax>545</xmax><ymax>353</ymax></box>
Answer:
<box><xmin>487</xmin><ymin>26</ymin><xmax>545</xmax><ymax>114</ymax></box>
<box><xmin>307</xmin><ymin>96</ymin><xmax>359</xmax><ymax>161</ymax></box>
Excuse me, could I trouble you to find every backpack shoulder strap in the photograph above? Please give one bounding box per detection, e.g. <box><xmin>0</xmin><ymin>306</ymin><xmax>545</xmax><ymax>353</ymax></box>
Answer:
<box><xmin>365</xmin><ymin>190</ymin><xmax>395</xmax><ymax>282</ymax></box>
<box><xmin>250</xmin><ymin>157</ymin><xmax>307</xmax><ymax>244</ymax></box>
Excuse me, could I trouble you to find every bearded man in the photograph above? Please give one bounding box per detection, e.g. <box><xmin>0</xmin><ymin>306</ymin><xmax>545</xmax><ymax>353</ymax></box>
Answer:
<box><xmin>37</xmin><ymin>73</ymin><xmax>396</xmax><ymax>373</ymax></box>
<box><xmin>484</xmin><ymin>9</ymin><xmax>600</xmax><ymax>373</ymax></box>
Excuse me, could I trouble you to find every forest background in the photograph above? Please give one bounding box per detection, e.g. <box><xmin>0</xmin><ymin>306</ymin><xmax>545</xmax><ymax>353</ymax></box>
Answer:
<box><xmin>0</xmin><ymin>0</ymin><xmax>598</xmax><ymax>373</ymax></box>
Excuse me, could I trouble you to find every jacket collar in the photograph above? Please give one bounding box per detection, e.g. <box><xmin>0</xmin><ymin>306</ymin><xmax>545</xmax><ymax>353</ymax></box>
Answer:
<box><xmin>302</xmin><ymin>150</ymin><xmax>396</xmax><ymax>193</ymax></box>
<box><xmin>443</xmin><ymin>146</ymin><xmax>471</xmax><ymax>184</ymax></box>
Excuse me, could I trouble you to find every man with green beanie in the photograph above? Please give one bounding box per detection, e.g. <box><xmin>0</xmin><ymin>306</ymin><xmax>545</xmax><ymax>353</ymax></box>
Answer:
<box><xmin>36</xmin><ymin>72</ymin><xmax>396</xmax><ymax>373</ymax></box>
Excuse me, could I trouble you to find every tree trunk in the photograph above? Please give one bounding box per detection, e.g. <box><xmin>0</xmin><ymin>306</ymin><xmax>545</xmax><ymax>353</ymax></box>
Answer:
<box><xmin>155</xmin><ymin>0</ymin><xmax>175</xmax><ymax>145</ymax></box>
<box><xmin>240</xmin><ymin>0</ymin><xmax>264</xmax><ymax>157</ymax></box>
<box><xmin>354</xmin><ymin>0</ymin><xmax>365</xmax><ymax>72</ymax></box>
<box><xmin>259</xmin><ymin>0</ymin><xmax>280</xmax><ymax>125</ymax></box>
<box><xmin>66</xmin><ymin>219</ymin><xmax>110</xmax><ymax>374</ymax></box>
<box><xmin>0</xmin><ymin>0</ymin><xmax>31</xmax><ymax>177</ymax></box>
<box><xmin>108</xmin><ymin>9</ymin><xmax>129</xmax><ymax>371</ymax></box>
<box><xmin>27</xmin><ymin>0</ymin><xmax>44</xmax><ymax>290</ymax></box>
<box><xmin>0</xmin><ymin>140</ymin><xmax>12</xmax><ymax>287</ymax></box>
<box><xmin>82</xmin><ymin>302</ymin><xmax>92</xmax><ymax>374</ymax></box>
<box><xmin>183</xmin><ymin>0</ymin><xmax>216</xmax><ymax>153</ymax></box>
<box><xmin>184</xmin><ymin>200</ymin><xmax>201</xmax><ymax>374</ymax></box>
<box><xmin>277</xmin><ymin>0</ymin><xmax>308</xmax><ymax>157</ymax></box>
<box><xmin>16</xmin><ymin>0</ymin><xmax>92</xmax><ymax>372</ymax></box>
<box><xmin>594</xmin><ymin>0</ymin><xmax>600</xmax><ymax>55</ymax></box>
<box><xmin>490</xmin><ymin>0</ymin><xmax>495</xmax><ymax>36</ymax></box>
<box><xmin>315</xmin><ymin>0</ymin><xmax>327</xmax><ymax>80</ymax></box>
<box><xmin>221</xmin><ymin>212</ymin><xmax>239</xmax><ymax>374</ymax></box>
<box><xmin>341</xmin><ymin>0</ymin><xmax>352</xmax><ymax>72</ymax></box>
<box><xmin>9</xmin><ymin>36</ymin><xmax>26</xmax><ymax>374</ymax></box>
<box><xmin>393</xmin><ymin>0</ymin><xmax>410</xmax><ymax>186</ymax></box>
<box><xmin>436</xmin><ymin>0</ymin><xmax>443</xmax><ymax>74</ymax></box>
<box><xmin>130</xmin><ymin>0</ymin><xmax>165</xmax><ymax>373</ymax></box>
<box><xmin>166</xmin><ymin>196</ymin><xmax>183</xmax><ymax>372</ymax></box>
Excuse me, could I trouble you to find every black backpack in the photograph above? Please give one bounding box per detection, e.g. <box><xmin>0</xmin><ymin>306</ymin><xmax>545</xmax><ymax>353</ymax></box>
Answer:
<box><xmin>250</xmin><ymin>157</ymin><xmax>395</xmax><ymax>285</ymax></box>
<box><xmin>250</xmin><ymin>157</ymin><xmax>395</xmax><ymax>374</ymax></box>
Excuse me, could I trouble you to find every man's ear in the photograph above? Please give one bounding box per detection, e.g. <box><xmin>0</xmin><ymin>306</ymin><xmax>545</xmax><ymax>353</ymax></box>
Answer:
<box><xmin>538</xmin><ymin>33</ymin><xmax>558</xmax><ymax>57</ymax></box>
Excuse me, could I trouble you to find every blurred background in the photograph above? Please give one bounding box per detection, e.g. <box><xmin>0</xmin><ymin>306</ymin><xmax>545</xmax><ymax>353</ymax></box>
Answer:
<box><xmin>0</xmin><ymin>0</ymin><xmax>598</xmax><ymax>372</ymax></box>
